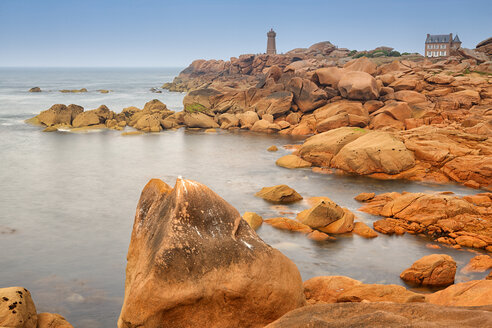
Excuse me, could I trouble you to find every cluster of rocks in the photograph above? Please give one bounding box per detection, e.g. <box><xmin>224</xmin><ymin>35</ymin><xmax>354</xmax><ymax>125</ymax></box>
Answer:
<box><xmin>114</xmin><ymin>178</ymin><xmax>492</xmax><ymax>327</ymax></box>
<box><xmin>156</xmin><ymin>38</ymin><xmax>492</xmax><ymax>189</ymax></box>
<box><xmin>249</xmin><ymin>184</ymin><xmax>377</xmax><ymax>241</ymax></box>
<box><xmin>0</xmin><ymin>287</ymin><xmax>73</xmax><ymax>328</ymax></box>
<box><xmin>356</xmin><ymin>191</ymin><xmax>492</xmax><ymax>251</ymax></box>
<box><xmin>290</xmin><ymin>125</ymin><xmax>492</xmax><ymax>189</ymax></box>
<box><xmin>28</xmin><ymin>100</ymin><xmax>176</xmax><ymax>133</ymax></box>
<box><xmin>28</xmin><ymin>87</ymin><xmax>110</xmax><ymax>93</ymax></box>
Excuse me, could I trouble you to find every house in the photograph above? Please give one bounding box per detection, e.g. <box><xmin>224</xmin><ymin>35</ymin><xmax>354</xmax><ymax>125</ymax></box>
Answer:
<box><xmin>425</xmin><ymin>33</ymin><xmax>462</xmax><ymax>58</ymax></box>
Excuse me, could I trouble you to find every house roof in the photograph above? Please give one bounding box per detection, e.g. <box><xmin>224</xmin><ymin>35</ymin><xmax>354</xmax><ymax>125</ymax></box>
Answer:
<box><xmin>425</xmin><ymin>34</ymin><xmax>451</xmax><ymax>43</ymax></box>
<box><xmin>453</xmin><ymin>34</ymin><xmax>461</xmax><ymax>43</ymax></box>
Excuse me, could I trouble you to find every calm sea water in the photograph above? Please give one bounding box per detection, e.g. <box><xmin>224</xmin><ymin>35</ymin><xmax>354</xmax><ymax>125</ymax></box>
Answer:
<box><xmin>0</xmin><ymin>68</ymin><xmax>487</xmax><ymax>327</ymax></box>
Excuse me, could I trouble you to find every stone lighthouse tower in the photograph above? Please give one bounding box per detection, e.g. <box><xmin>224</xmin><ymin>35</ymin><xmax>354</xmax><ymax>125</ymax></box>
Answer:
<box><xmin>266</xmin><ymin>28</ymin><xmax>277</xmax><ymax>55</ymax></box>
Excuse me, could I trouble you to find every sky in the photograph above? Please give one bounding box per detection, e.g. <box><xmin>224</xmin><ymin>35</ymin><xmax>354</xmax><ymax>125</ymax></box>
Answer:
<box><xmin>0</xmin><ymin>0</ymin><xmax>491</xmax><ymax>67</ymax></box>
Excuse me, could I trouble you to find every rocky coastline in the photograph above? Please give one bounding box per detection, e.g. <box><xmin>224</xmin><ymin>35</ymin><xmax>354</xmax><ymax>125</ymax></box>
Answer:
<box><xmin>12</xmin><ymin>37</ymin><xmax>492</xmax><ymax>327</ymax></box>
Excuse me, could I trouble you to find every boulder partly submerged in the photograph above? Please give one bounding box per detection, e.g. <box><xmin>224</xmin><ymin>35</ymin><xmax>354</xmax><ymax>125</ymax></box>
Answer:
<box><xmin>118</xmin><ymin>178</ymin><xmax>305</xmax><ymax>328</ymax></box>
<box><xmin>255</xmin><ymin>185</ymin><xmax>303</xmax><ymax>203</ymax></box>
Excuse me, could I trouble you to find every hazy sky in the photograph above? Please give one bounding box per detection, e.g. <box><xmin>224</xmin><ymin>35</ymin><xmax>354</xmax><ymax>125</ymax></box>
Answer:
<box><xmin>1</xmin><ymin>0</ymin><xmax>491</xmax><ymax>67</ymax></box>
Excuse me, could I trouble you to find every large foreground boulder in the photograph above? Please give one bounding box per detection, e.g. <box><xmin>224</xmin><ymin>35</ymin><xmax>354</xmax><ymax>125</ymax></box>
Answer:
<box><xmin>265</xmin><ymin>302</ymin><xmax>492</xmax><ymax>328</ymax></box>
<box><xmin>0</xmin><ymin>287</ymin><xmax>37</xmax><ymax>328</ymax></box>
<box><xmin>118</xmin><ymin>178</ymin><xmax>305</xmax><ymax>328</ymax></box>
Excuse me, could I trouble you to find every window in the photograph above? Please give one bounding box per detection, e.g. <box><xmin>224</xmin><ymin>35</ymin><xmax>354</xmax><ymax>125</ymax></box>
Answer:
<box><xmin>427</xmin><ymin>51</ymin><xmax>431</xmax><ymax>56</ymax></box>
<box><xmin>441</xmin><ymin>44</ymin><xmax>445</xmax><ymax>49</ymax></box>
<box><xmin>443</xmin><ymin>51</ymin><xmax>446</xmax><ymax>56</ymax></box>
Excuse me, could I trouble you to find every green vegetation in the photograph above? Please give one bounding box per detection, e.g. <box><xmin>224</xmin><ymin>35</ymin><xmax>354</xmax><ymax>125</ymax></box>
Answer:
<box><xmin>352</xmin><ymin>127</ymin><xmax>368</xmax><ymax>133</ymax></box>
<box><xmin>185</xmin><ymin>102</ymin><xmax>208</xmax><ymax>113</ymax></box>
<box><xmin>456</xmin><ymin>68</ymin><xmax>492</xmax><ymax>77</ymax></box>
<box><xmin>353</xmin><ymin>49</ymin><xmax>402</xmax><ymax>58</ymax></box>
<box><xmin>348</xmin><ymin>50</ymin><xmax>357</xmax><ymax>57</ymax></box>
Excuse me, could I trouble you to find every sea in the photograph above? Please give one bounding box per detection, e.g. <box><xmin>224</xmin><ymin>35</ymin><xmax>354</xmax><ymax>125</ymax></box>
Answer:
<box><xmin>0</xmin><ymin>67</ymin><xmax>486</xmax><ymax>327</ymax></box>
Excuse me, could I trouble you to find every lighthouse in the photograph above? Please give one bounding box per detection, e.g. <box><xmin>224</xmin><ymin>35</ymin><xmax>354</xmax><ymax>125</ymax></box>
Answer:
<box><xmin>266</xmin><ymin>28</ymin><xmax>277</xmax><ymax>55</ymax></box>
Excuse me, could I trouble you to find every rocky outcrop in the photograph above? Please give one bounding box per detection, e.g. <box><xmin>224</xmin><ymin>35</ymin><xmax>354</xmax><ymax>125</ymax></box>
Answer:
<box><xmin>476</xmin><ymin>37</ymin><xmax>492</xmax><ymax>56</ymax></box>
<box><xmin>358</xmin><ymin>191</ymin><xmax>492</xmax><ymax>250</ymax></box>
<box><xmin>400</xmin><ymin>254</ymin><xmax>456</xmax><ymax>287</ymax></box>
<box><xmin>29</xmin><ymin>87</ymin><xmax>41</xmax><ymax>92</ymax></box>
<box><xmin>265</xmin><ymin>302</ymin><xmax>492</xmax><ymax>328</ymax></box>
<box><xmin>118</xmin><ymin>178</ymin><xmax>305</xmax><ymax>328</ymax></box>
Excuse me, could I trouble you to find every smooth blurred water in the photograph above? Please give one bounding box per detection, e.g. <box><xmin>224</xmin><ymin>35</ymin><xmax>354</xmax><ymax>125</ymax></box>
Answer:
<box><xmin>0</xmin><ymin>68</ymin><xmax>488</xmax><ymax>327</ymax></box>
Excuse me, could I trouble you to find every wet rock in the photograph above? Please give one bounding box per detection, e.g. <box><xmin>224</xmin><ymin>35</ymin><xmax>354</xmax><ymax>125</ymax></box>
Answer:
<box><xmin>427</xmin><ymin>280</ymin><xmax>492</xmax><ymax>306</ymax></box>
<box><xmin>352</xmin><ymin>222</ymin><xmax>378</xmax><ymax>238</ymax></box>
<box><xmin>118</xmin><ymin>178</ymin><xmax>306</xmax><ymax>328</ymax></box>
<box><xmin>267</xmin><ymin>145</ymin><xmax>278</xmax><ymax>152</ymax></box>
<box><xmin>307</xmin><ymin>230</ymin><xmax>334</xmax><ymax>241</ymax></box>
<box><xmin>59</xmin><ymin>88</ymin><xmax>87</xmax><ymax>93</ymax></box>
<box><xmin>264</xmin><ymin>217</ymin><xmax>312</xmax><ymax>233</ymax></box>
<box><xmin>242</xmin><ymin>212</ymin><xmax>263</xmax><ymax>230</ymax></box>
<box><xmin>400</xmin><ymin>254</ymin><xmax>456</xmax><ymax>287</ymax></box>
<box><xmin>0</xmin><ymin>287</ymin><xmax>37</xmax><ymax>328</ymax></box>
<box><xmin>255</xmin><ymin>185</ymin><xmax>303</xmax><ymax>203</ymax></box>
<box><xmin>265</xmin><ymin>302</ymin><xmax>492</xmax><ymax>328</ymax></box>
<box><xmin>297</xmin><ymin>199</ymin><xmax>344</xmax><ymax>229</ymax></box>
<box><xmin>354</xmin><ymin>192</ymin><xmax>375</xmax><ymax>202</ymax></box>
<box><xmin>275</xmin><ymin>155</ymin><xmax>311</xmax><ymax>169</ymax></box>
<box><xmin>29</xmin><ymin>87</ymin><xmax>41</xmax><ymax>92</ymax></box>
<box><xmin>37</xmin><ymin>313</ymin><xmax>74</xmax><ymax>328</ymax></box>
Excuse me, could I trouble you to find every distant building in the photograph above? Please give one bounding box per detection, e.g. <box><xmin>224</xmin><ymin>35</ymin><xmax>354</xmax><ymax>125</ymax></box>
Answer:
<box><xmin>267</xmin><ymin>28</ymin><xmax>277</xmax><ymax>55</ymax></box>
<box><xmin>425</xmin><ymin>33</ymin><xmax>461</xmax><ymax>58</ymax></box>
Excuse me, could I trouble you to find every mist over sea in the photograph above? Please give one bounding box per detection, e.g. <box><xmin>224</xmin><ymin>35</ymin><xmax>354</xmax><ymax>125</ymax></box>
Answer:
<box><xmin>0</xmin><ymin>67</ymin><xmax>484</xmax><ymax>327</ymax></box>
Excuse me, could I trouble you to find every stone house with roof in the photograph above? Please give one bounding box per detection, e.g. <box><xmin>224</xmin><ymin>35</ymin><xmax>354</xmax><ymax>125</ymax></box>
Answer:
<box><xmin>425</xmin><ymin>33</ymin><xmax>462</xmax><ymax>58</ymax></box>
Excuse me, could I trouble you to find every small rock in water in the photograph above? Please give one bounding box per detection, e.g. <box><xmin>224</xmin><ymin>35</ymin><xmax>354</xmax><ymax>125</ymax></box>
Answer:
<box><xmin>66</xmin><ymin>293</ymin><xmax>85</xmax><ymax>303</ymax></box>
<box><xmin>267</xmin><ymin>145</ymin><xmax>278</xmax><ymax>152</ymax></box>
<box><xmin>29</xmin><ymin>87</ymin><xmax>41</xmax><ymax>92</ymax></box>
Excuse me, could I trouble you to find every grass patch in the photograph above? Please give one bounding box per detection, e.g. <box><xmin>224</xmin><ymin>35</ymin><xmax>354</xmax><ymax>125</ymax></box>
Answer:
<box><xmin>185</xmin><ymin>102</ymin><xmax>208</xmax><ymax>113</ymax></box>
<box><xmin>352</xmin><ymin>127</ymin><xmax>368</xmax><ymax>133</ymax></box>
